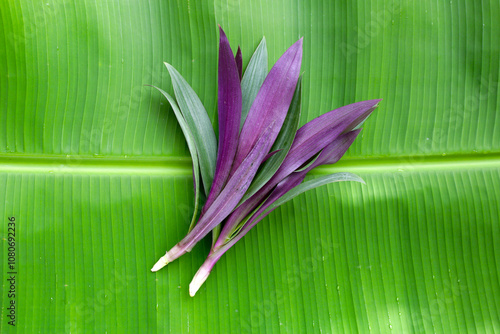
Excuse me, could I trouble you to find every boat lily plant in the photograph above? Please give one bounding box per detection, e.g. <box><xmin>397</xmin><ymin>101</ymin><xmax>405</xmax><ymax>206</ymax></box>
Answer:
<box><xmin>151</xmin><ymin>27</ymin><xmax>381</xmax><ymax>296</ymax></box>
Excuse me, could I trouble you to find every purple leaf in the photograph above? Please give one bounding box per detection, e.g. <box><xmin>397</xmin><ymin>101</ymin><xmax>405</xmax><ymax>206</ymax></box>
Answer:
<box><xmin>201</xmin><ymin>27</ymin><xmax>243</xmax><ymax>216</ymax></box>
<box><xmin>269</xmin><ymin>99</ymin><xmax>380</xmax><ymax>184</ymax></box>
<box><xmin>192</xmin><ymin>131</ymin><xmax>362</xmax><ymax>294</ymax></box>
<box><xmin>262</xmin><ymin>149</ymin><xmax>282</xmax><ymax>162</ymax></box>
<box><xmin>229</xmin><ymin>38</ymin><xmax>303</xmax><ymax>177</ymax></box>
<box><xmin>235</xmin><ymin>46</ymin><xmax>242</xmax><ymax>80</ymax></box>
<box><xmin>309</xmin><ymin>129</ymin><xmax>361</xmax><ymax>168</ymax></box>
<box><xmin>152</xmin><ymin>122</ymin><xmax>277</xmax><ymax>269</ymax></box>
<box><xmin>214</xmin><ymin>100</ymin><xmax>379</xmax><ymax>249</ymax></box>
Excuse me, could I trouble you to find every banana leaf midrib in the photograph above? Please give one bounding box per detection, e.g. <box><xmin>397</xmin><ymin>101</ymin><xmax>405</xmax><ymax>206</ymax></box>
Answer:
<box><xmin>0</xmin><ymin>152</ymin><xmax>499</xmax><ymax>174</ymax></box>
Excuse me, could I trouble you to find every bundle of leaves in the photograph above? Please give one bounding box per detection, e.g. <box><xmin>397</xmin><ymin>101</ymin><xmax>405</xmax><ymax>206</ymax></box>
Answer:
<box><xmin>151</xmin><ymin>27</ymin><xmax>381</xmax><ymax>296</ymax></box>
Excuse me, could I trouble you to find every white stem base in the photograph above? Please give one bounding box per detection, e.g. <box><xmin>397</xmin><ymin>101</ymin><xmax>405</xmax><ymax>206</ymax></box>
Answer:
<box><xmin>151</xmin><ymin>245</ymin><xmax>184</xmax><ymax>272</ymax></box>
<box><xmin>151</xmin><ymin>254</ymin><xmax>169</xmax><ymax>272</ymax></box>
<box><xmin>189</xmin><ymin>266</ymin><xmax>211</xmax><ymax>297</ymax></box>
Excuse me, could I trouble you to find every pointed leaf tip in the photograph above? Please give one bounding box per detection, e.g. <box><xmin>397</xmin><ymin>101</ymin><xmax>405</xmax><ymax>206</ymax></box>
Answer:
<box><xmin>295</xmin><ymin>37</ymin><xmax>304</xmax><ymax>48</ymax></box>
<box><xmin>232</xmin><ymin>36</ymin><xmax>303</xmax><ymax>174</ymax></box>
<box><xmin>201</xmin><ymin>22</ymin><xmax>243</xmax><ymax>215</ymax></box>
<box><xmin>219</xmin><ymin>25</ymin><xmax>227</xmax><ymax>39</ymax></box>
<box><xmin>164</xmin><ymin>62</ymin><xmax>217</xmax><ymax>194</ymax></box>
<box><xmin>235</xmin><ymin>46</ymin><xmax>243</xmax><ymax>80</ymax></box>
<box><xmin>239</xmin><ymin>36</ymin><xmax>268</xmax><ymax>128</ymax></box>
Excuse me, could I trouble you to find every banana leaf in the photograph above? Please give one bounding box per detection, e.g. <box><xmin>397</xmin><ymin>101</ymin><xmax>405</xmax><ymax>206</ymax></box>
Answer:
<box><xmin>0</xmin><ymin>0</ymin><xmax>498</xmax><ymax>333</ymax></box>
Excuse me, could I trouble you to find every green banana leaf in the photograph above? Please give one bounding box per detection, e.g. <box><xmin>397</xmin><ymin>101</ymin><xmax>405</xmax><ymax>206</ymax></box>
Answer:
<box><xmin>1</xmin><ymin>0</ymin><xmax>499</xmax><ymax>333</ymax></box>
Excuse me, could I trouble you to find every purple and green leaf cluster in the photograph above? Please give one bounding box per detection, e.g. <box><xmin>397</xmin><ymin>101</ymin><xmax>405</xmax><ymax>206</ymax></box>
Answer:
<box><xmin>152</xmin><ymin>27</ymin><xmax>381</xmax><ymax>296</ymax></box>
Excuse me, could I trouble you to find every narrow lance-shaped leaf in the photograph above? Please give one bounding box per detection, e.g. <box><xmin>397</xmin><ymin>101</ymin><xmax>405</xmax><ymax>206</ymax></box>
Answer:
<box><xmin>191</xmin><ymin>130</ymin><xmax>363</xmax><ymax>297</ymax></box>
<box><xmin>150</xmin><ymin>86</ymin><xmax>202</xmax><ymax>231</ymax></box>
<box><xmin>151</xmin><ymin>122</ymin><xmax>277</xmax><ymax>271</ymax></box>
<box><xmin>240</xmin><ymin>37</ymin><xmax>268</xmax><ymax>128</ymax></box>
<box><xmin>267</xmin><ymin>99</ymin><xmax>381</xmax><ymax>184</ymax></box>
<box><xmin>248</xmin><ymin>131</ymin><xmax>363</xmax><ymax>237</ymax></box>
<box><xmin>265</xmin><ymin>173</ymin><xmax>365</xmax><ymax>218</ymax></box>
<box><xmin>227</xmin><ymin>129</ymin><xmax>360</xmax><ymax>246</ymax></box>
<box><xmin>203</xmin><ymin>27</ymin><xmax>242</xmax><ymax>244</ymax></box>
<box><xmin>190</xmin><ymin>172</ymin><xmax>364</xmax><ymax>296</ymax></box>
<box><xmin>165</xmin><ymin>63</ymin><xmax>217</xmax><ymax>194</ymax></box>
<box><xmin>215</xmin><ymin>100</ymin><xmax>380</xmax><ymax>248</ymax></box>
<box><xmin>242</xmin><ymin>100</ymin><xmax>379</xmax><ymax>207</ymax></box>
<box><xmin>240</xmin><ymin>76</ymin><xmax>303</xmax><ymax>203</ymax></box>
<box><xmin>201</xmin><ymin>27</ymin><xmax>242</xmax><ymax>217</ymax></box>
<box><xmin>230</xmin><ymin>37</ymin><xmax>303</xmax><ymax>176</ymax></box>
<box><xmin>259</xmin><ymin>130</ymin><xmax>363</xmax><ymax>210</ymax></box>
<box><xmin>191</xmin><ymin>132</ymin><xmax>362</xmax><ymax>295</ymax></box>
<box><xmin>200</xmin><ymin>37</ymin><xmax>301</xmax><ymax>218</ymax></box>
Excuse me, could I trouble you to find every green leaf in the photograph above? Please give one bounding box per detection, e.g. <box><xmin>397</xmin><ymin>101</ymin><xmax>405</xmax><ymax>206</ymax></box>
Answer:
<box><xmin>164</xmin><ymin>63</ymin><xmax>217</xmax><ymax>195</ymax></box>
<box><xmin>240</xmin><ymin>37</ymin><xmax>268</xmax><ymax>128</ymax></box>
<box><xmin>240</xmin><ymin>77</ymin><xmax>302</xmax><ymax>203</ymax></box>
<box><xmin>263</xmin><ymin>172</ymin><xmax>364</xmax><ymax>216</ymax></box>
<box><xmin>294</xmin><ymin>151</ymin><xmax>321</xmax><ymax>172</ymax></box>
<box><xmin>150</xmin><ymin>86</ymin><xmax>201</xmax><ymax>231</ymax></box>
<box><xmin>211</xmin><ymin>224</ymin><xmax>221</xmax><ymax>248</ymax></box>
<box><xmin>1</xmin><ymin>0</ymin><xmax>499</xmax><ymax>333</ymax></box>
